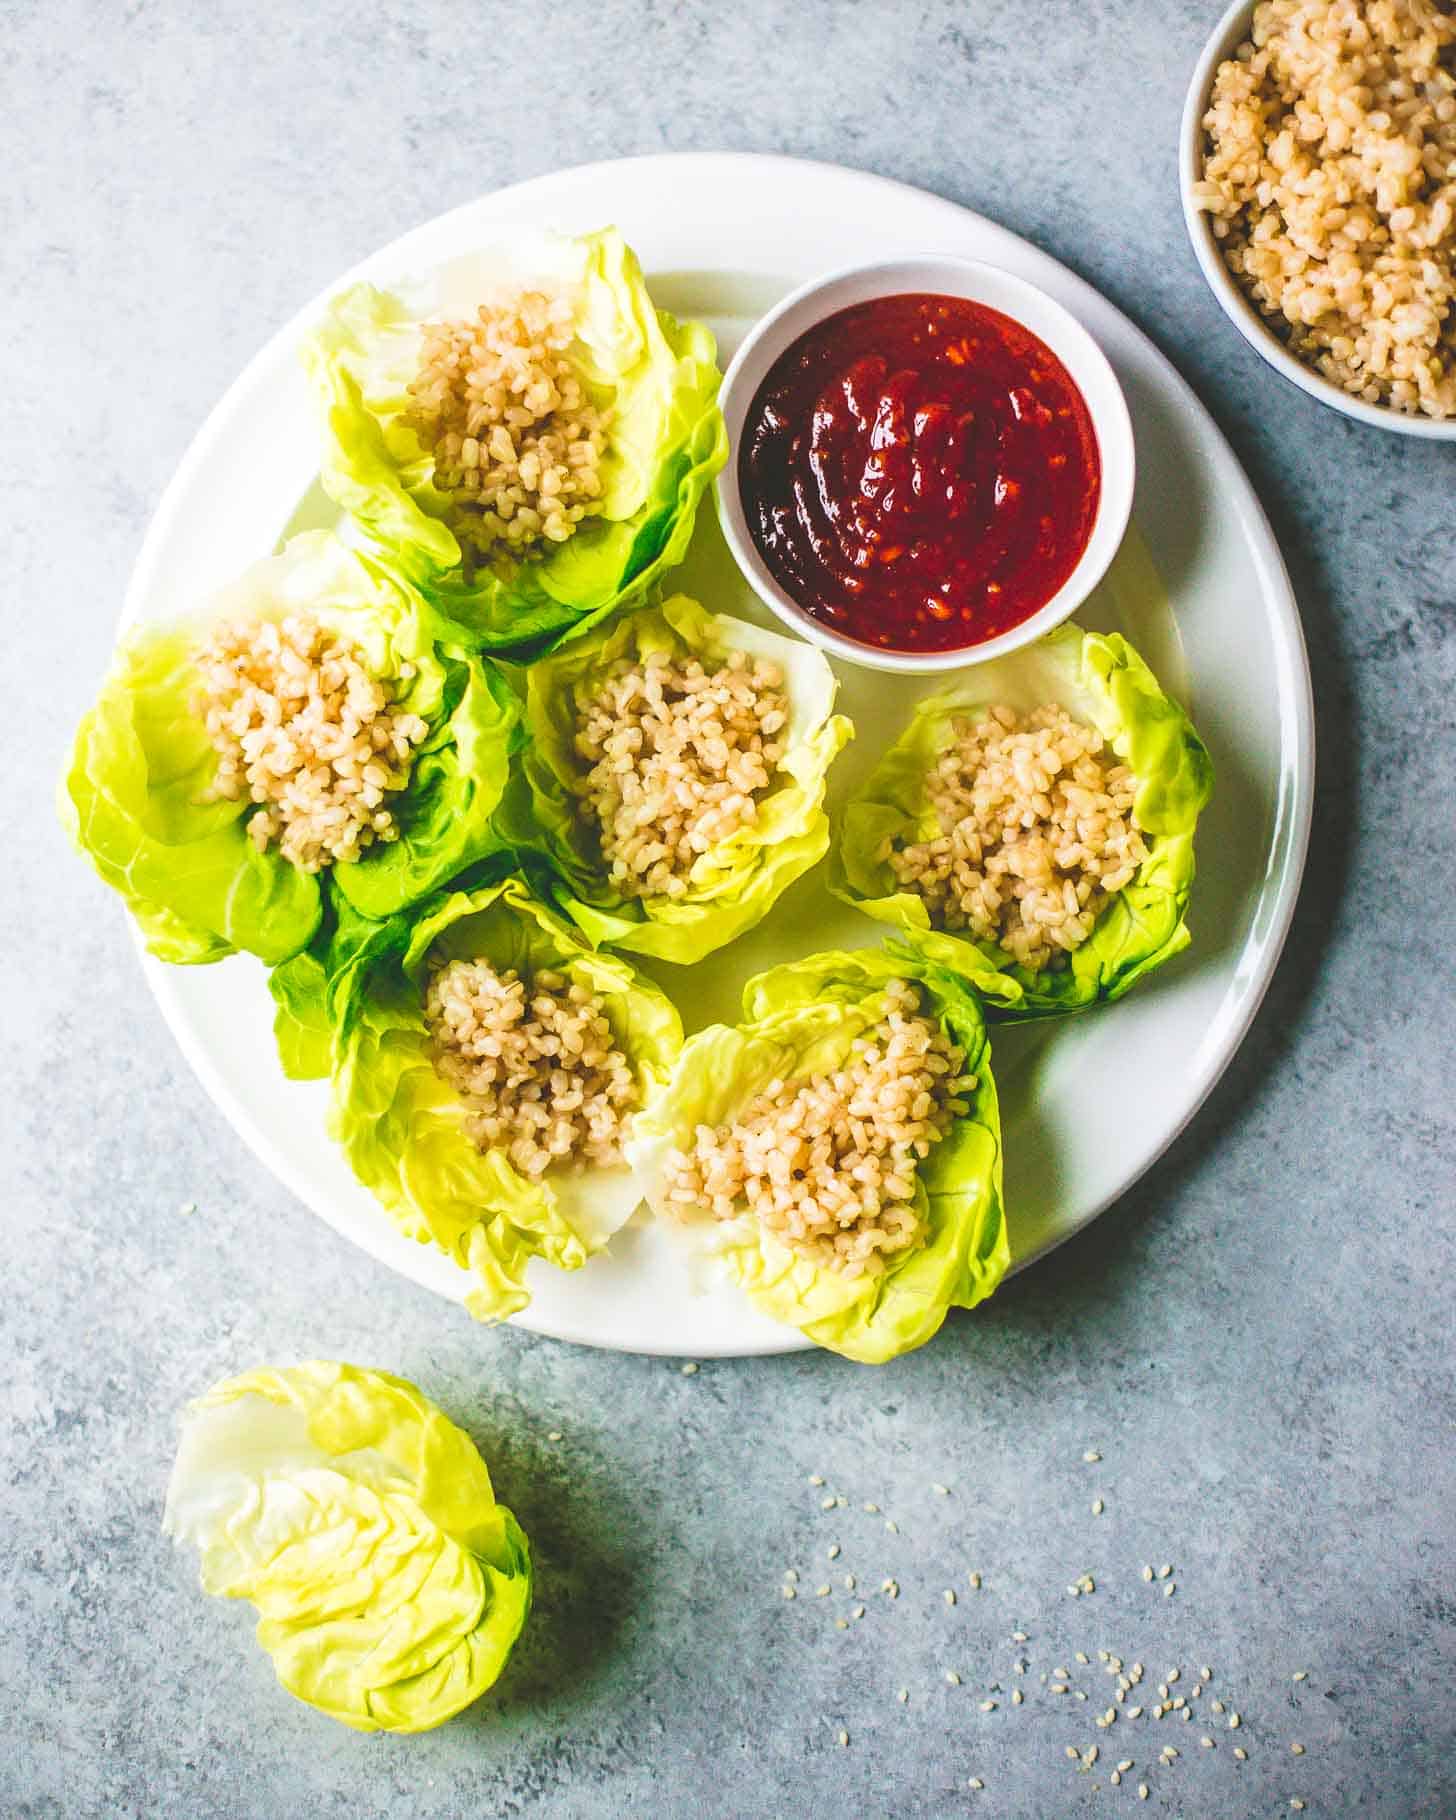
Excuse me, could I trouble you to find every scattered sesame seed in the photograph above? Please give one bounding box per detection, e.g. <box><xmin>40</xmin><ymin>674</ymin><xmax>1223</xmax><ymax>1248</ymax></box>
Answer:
<box><xmin>1172</xmin><ymin>1698</ymin><xmax>1185</xmax><ymax>1712</ymax></box>
<box><xmin>1200</xmin><ymin>1736</ymin><xmax>1214</xmax><ymax>1749</ymax></box>
<box><xmin>1166</xmin><ymin>1670</ymin><xmax>1180</xmax><ymax>1684</ymax></box>
<box><xmin>946</xmin><ymin>1671</ymin><xmax>962</xmax><ymax>1686</ymax></box>
<box><xmin>1092</xmin><ymin>1499</ymin><xmax>1105</xmax><ymax>1516</ymax></box>
<box><xmin>1142</xmin><ymin>1565</ymin><xmax>1154</xmax><ymax>1582</ymax></box>
<box><xmin>1229</xmin><ymin>1713</ymin><xmax>1241</xmax><ymax>1730</ymax></box>
<box><xmin>1158</xmin><ymin>1564</ymin><xmax>1172</xmax><ymax>1579</ymax></box>
<box><xmin>815</xmin><ymin>1585</ymin><xmax>830</xmax><ymax>1598</ymax></box>
<box><xmin>178</xmin><ymin>1202</ymin><xmax>197</xmax><ymax>1216</ymax></box>
<box><xmin>1163</xmin><ymin>1746</ymin><xmax>1179</xmax><ymax>1760</ymax></box>
<box><xmin>1137</xmin><ymin>1783</ymin><xmax>1149</xmax><ymax>1800</ymax></box>
<box><xmin>820</xmin><ymin>1496</ymin><xmax>836</xmax><ymax>1510</ymax></box>
<box><xmin>1066</xmin><ymin>1746</ymin><xmax>1081</xmax><ymax>1761</ymax></box>
<box><xmin>897</xmin><ymin>1688</ymin><xmax>909</xmax><ymax>1704</ymax></box>
<box><xmin>1012</xmin><ymin>1630</ymin><xmax>1028</xmax><ymax>1642</ymax></box>
<box><xmin>887</xmin><ymin>1581</ymin><xmax>900</xmax><ymax>1599</ymax></box>
<box><xmin>834</xmin><ymin>1618</ymin><xmax>848</xmax><ymax>1630</ymax></box>
<box><xmin>680</xmin><ymin>1361</ymin><xmax>699</xmax><ymax>1375</ymax></box>
<box><xmin>1212</xmin><ymin>1700</ymin><xmax>1225</xmax><ymax>1714</ymax></box>
<box><xmin>844</xmin><ymin>1574</ymin><xmax>855</xmax><ymax>1590</ymax></box>
<box><xmin>784</xmin><ymin>1569</ymin><xmax>799</xmax><ymax>1582</ymax></box>
<box><xmin>1293</xmin><ymin>1671</ymin><xmax>1308</xmax><ymax>1683</ymax></box>
<box><xmin>968</xmin><ymin>1777</ymin><xmax>984</xmax><ymax>1791</ymax></box>
<box><xmin>1077</xmin><ymin>1652</ymin><xmax>1091</xmax><ymax>1665</ymax></box>
<box><xmin>851</xmin><ymin>1605</ymin><xmax>865</xmax><ymax>1619</ymax></box>
<box><xmin>1152</xmin><ymin>1705</ymin><xmax>1164</xmax><ymax>1719</ymax></box>
<box><xmin>835</xmin><ymin>1496</ymin><xmax>847</xmax><ymax>1508</ymax></box>
<box><xmin>1291</xmin><ymin>1743</ymin><xmax>1305</xmax><ymax>1755</ymax></box>
<box><xmin>837</xmin><ymin>1729</ymin><xmax>849</xmax><ymax>1747</ymax></box>
<box><xmin>808</xmin><ymin>1474</ymin><xmax>825</xmax><ymax>1487</ymax></box>
<box><xmin>1086</xmin><ymin>1745</ymin><xmax>1100</xmax><ymax>1764</ymax></box>
<box><xmin>1068</xmin><ymin>1585</ymin><xmax>1082</xmax><ymax>1598</ymax></box>
<box><xmin>1127</xmin><ymin>1706</ymin><xmax>1143</xmax><ymax>1719</ymax></box>
<box><xmin>932</xmin><ymin>1482</ymin><xmax>949</xmax><ymax>1496</ymax></box>
<box><xmin>863</xmin><ymin>1502</ymin><xmax>879</xmax><ymax>1513</ymax></box>
<box><xmin>968</xmin><ymin>1571</ymin><xmax>982</xmax><ymax>1590</ymax></box>
<box><xmin>1084</xmin><ymin>1450</ymin><xmax>1101</xmax><ymax>1463</ymax></box>
<box><xmin>547</xmin><ymin>1430</ymin><xmax>563</xmax><ymax>1443</ymax></box>
<box><xmin>944</xmin><ymin>1589</ymin><xmax>956</xmax><ymax>1606</ymax></box>
<box><xmin>885</xmin><ymin>1519</ymin><xmax>899</xmax><ymax>1534</ymax></box>
<box><xmin>781</xmin><ymin>1587</ymin><xmax>796</xmax><ymax>1600</ymax></box>
<box><xmin>1012</xmin><ymin>1690</ymin><xmax>1024</xmax><ymax>1705</ymax></box>
<box><xmin>827</xmin><ymin>1544</ymin><xmax>840</xmax><ymax>1560</ymax></box>
<box><xmin>1051</xmin><ymin>1684</ymin><xmax>1069</xmax><ymax>1695</ymax></box>
<box><xmin>1082</xmin><ymin>1574</ymin><xmax>1096</xmax><ymax>1593</ymax></box>
<box><xmin>1075</xmin><ymin>1691</ymin><xmax>1088</xmax><ymax>1703</ymax></box>
<box><xmin>1291</xmin><ymin>1803</ymin><xmax>1305</xmax><ymax>1813</ymax></box>
<box><xmin>1233</xmin><ymin>1747</ymin><xmax>1247</xmax><ymax>1762</ymax></box>
<box><xmin>979</xmin><ymin>1700</ymin><xmax>997</xmax><ymax>1712</ymax></box>
<box><xmin>1201</xmin><ymin>1667</ymin><xmax>1212</xmax><ymax>1681</ymax></box>
<box><xmin>1055</xmin><ymin>1667</ymin><xmax>1071</xmax><ymax>1680</ymax></box>
<box><xmin>1158</xmin><ymin>1685</ymin><xmax>1169</xmax><ymax>1700</ymax></box>
<box><xmin>1117</xmin><ymin>1759</ymin><xmax>1134</xmax><ymax>1773</ymax></box>
<box><xmin>1110</xmin><ymin>1771</ymin><xmax>1122</xmax><ymax>1786</ymax></box>
<box><xmin>1163</xmin><ymin>1583</ymin><xmax>1176</xmax><ymax>1598</ymax></box>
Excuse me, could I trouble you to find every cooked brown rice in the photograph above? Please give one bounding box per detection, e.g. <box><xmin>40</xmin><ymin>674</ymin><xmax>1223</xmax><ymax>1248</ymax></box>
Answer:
<box><xmin>1193</xmin><ymin>0</ymin><xmax>1456</xmax><ymax>419</ymax></box>
<box><xmin>573</xmin><ymin>646</ymin><xmax>788</xmax><ymax>901</ymax></box>
<box><xmin>403</xmin><ymin>289</ymin><xmax>608</xmax><ymax>566</ymax></box>
<box><xmin>426</xmin><ymin>960</ymin><xmax>636</xmax><ymax>1178</ymax></box>
<box><xmin>196</xmin><ymin>613</ymin><xmax>428</xmax><ymax>873</ymax></box>
<box><xmin>885</xmin><ymin>703</ymin><xmax>1146</xmax><ymax>973</ymax></box>
<box><xmin>663</xmin><ymin>979</ymin><xmax>973</xmax><ymax>1279</ymax></box>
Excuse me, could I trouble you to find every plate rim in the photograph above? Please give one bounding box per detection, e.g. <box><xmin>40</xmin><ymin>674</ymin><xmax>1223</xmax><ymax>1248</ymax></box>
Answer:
<box><xmin>124</xmin><ymin>151</ymin><xmax>1315</xmax><ymax>1356</ymax></box>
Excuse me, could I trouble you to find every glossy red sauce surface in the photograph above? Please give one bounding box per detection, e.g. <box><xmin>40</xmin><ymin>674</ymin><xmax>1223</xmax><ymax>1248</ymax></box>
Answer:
<box><xmin>738</xmin><ymin>293</ymin><xmax>1101</xmax><ymax>654</ymax></box>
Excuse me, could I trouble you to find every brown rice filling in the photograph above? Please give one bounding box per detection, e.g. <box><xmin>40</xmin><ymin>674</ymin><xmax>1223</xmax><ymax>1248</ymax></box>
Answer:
<box><xmin>402</xmin><ymin>289</ymin><xmax>608</xmax><ymax>568</ymax></box>
<box><xmin>426</xmin><ymin>960</ymin><xmax>636</xmax><ymax>1178</ymax></box>
<box><xmin>572</xmin><ymin>646</ymin><xmax>788</xmax><ymax>901</ymax></box>
<box><xmin>195</xmin><ymin>613</ymin><xmax>428</xmax><ymax>873</ymax></box>
<box><xmin>885</xmin><ymin>703</ymin><xmax>1146</xmax><ymax>973</ymax></box>
<box><xmin>663</xmin><ymin>979</ymin><xmax>973</xmax><ymax>1279</ymax></box>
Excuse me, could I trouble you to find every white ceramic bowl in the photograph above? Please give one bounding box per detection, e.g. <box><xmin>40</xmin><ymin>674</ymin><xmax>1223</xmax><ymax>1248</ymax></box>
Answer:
<box><xmin>715</xmin><ymin>255</ymin><xmax>1136</xmax><ymax>674</ymax></box>
<box><xmin>1180</xmin><ymin>0</ymin><xmax>1456</xmax><ymax>441</ymax></box>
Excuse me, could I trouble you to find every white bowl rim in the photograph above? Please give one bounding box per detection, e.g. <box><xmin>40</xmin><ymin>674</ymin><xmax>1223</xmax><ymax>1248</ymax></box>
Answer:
<box><xmin>714</xmin><ymin>252</ymin><xmax>1138</xmax><ymax>674</ymax></box>
<box><xmin>1179</xmin><ymin>0</ymin><xmax>1456</xmax><ymax>441</ymax></box>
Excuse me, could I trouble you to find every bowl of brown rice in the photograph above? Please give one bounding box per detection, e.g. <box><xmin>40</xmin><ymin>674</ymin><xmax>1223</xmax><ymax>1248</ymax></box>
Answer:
<box><xmin>1181</xmin><ymin>0</ymin><xmax>1456</xmax><ymax>437</ymax></box>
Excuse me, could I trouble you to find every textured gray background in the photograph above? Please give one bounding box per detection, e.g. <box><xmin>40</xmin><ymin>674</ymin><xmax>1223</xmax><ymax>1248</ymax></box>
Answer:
<box><xmin>5</xmin><ymin>2</ymin><xmax>1454</xmax><ymax>1816</ymax></box>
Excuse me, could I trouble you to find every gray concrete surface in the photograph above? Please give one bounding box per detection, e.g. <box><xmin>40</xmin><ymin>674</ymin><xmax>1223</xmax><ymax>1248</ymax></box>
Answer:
<box><xmin>4</xmin><ymin>2</ymin><xmax>1454</xmax><ymax>1816</ymax></box>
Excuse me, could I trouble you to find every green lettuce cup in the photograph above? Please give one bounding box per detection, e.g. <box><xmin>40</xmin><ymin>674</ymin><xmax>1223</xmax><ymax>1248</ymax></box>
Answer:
<box><xmin>320</xmin><ymin>875</ymin><xmax>683</xmax><ymax>1322</ymax></box>
<box><xmin>834</xmin><ymin>625</ymin><xmax>1214</xmax><ymax>1018</ymax></box>
<box><xmin>59</xmin><ymin>532</ymin><xmax>519</xmax><ymax>967</ymax></box>
<box><xmin>164</xmin><ymin>1361</ymin><xmax>531</xmax><ymax>1733</ymax></box>
<box><xmin>302</xmin><ymin>226</ymin><xmax>727</xmax><ymax>658</ymax></box>
<box><xmin>629</xmin><ymin>944</ymin><xmax>1006</xmax><ymax>1364</ymax></box>
<box><xmin>501</xmin><ymin>591</ymin><xmax>852</xmax><ymax>966</ymax></box>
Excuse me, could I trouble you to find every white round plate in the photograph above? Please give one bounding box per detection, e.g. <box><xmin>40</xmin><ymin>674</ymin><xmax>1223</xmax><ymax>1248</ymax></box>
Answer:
<box><xmin>125</xmin><ymin>154</ymin><xmax>1313</xmax><ymax>1358</ymax></box>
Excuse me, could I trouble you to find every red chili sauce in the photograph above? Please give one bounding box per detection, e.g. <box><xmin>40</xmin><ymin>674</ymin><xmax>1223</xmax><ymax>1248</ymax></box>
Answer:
<box><xmin>738</xmin><ymin>293</ymin><xmax>1101</xmax><ymax>654</ymax></box>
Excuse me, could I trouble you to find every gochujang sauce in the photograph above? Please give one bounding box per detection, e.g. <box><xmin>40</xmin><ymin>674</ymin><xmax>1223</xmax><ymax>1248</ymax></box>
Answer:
<box><xmin>738</xmin><ymin>294</ymin><xmax>1101</xmax><ymax>654</ymax></box>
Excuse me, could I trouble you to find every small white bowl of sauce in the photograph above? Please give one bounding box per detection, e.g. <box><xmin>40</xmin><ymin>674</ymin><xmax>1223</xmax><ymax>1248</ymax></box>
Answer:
<box><xmin>716</xmin><ymin>255</ymin><xmax>1135</xmax><ymax>674</ymax></box>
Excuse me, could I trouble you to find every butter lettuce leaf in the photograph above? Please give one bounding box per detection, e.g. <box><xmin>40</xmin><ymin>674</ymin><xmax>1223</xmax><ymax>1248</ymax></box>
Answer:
<box><xmin>629</xmin><ymin>943</ymin><xmax>1006</xmax><ymax>1363</ymax></box>
<box><xmin>59</xmin><ymin>533</ymin><xmax>520</xmax><ymax>967</ymax></box>
<box><xmin>164</xmin><ymin>1360</ymin><xmax>530</xmax><ymax>1733</ymax></box>
<box><xmin>833</xmin><ymin>625</ymin><xmax>1214</xmax><ymax>1018</ymax></box>
<box><xmin>326</xmin><ymin>875</ymin><xmax>682</xmax><ymax>1322</ymax></box>
<box><xmin>502</xmin><ymin>592</ymin><xmax>851</xmax><ymax>965</ymax></box>
<box><xmin>301</xmin><ymin>227</ymin><xmax>726</xmax><ymax>658</ymax></box>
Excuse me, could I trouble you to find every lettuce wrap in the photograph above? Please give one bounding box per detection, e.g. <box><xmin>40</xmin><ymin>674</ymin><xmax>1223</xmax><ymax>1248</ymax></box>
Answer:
<box><xmin>164</xmin><ymin>1361</ymin><xmax>530</xmax><ymax>1733</ymax></box>
<box><xmin>834</xmin><ymin>625</ymin><xmax>1214</xmax><ymax>1018</ymax></box>
<box><xmin>321</xmin><ymin>875</ymin><xmax>682</xmax><ymax>1321</ymax></box>
<box><xmin>501</xmin><ymin>592</ymin><xmax>851</xmax><ymax>965</ymax></box>
<box><xmin>629</xmin><ymin>944</ymin><xmax>1006</xmax><ymax>1363</ymax></box>
<box><xmin>59</xmin><ymin>532</ymin><xmax>519</xmax><ymax>967</ymax></box>
<box><xmin>302</xmin><ymin>227</ymin><xmax>726</xmax><ymax>658</ymax></box>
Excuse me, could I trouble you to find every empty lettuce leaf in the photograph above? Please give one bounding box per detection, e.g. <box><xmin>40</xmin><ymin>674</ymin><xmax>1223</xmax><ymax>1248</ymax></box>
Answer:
<box><xmin>629</xmin><ymin>943</ymin><xmax>1006</xmax><ymax>1363</ymax></box>
<box><xmin>302</xmin><ymin>227</ymin><xmax>726</xmax><ymax>658</ymax></box>
<box><xmin>324</xmin><ymin>874</ymin><xmax>683</xmax><ymax>1322</ymax></box>
<box><xmin>833</xmin><ymin>625</ymin><xmax>1214</xmax><ymax>1018</ymax></box>
<box><xmin>501</xmin><ymin>592</ymin><xmax>851</xmax><ymax>965</ymax></box>
<box><xmin>59</xmin><ymin>533</ymin><xmax>520</xmax><ymax>967</ymax></box>
<box><xmin>164</xmin><ymin>1361</ymin><xmax>531</xmax><ymax>1733</ymax></box>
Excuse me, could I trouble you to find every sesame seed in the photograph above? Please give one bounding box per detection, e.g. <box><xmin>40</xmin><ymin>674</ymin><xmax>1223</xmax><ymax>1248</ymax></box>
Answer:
<box><xmin>837</xmin><ymin>1729</ymin><xmax>849</xmax><ymax>1747</ymax></box>
<box><xmin>885</xmin><ymin>1519</ymin><xmax>898</xmax><ymax>1533</ymax></box>
<box><xmin>1200</xmin><ymin>1737</ymin><xmax>1214</xmax><ymax>1749</ymax></box>
<box><xmin>1066</xmin><ymin>1747</ymin><xmax>1081</xmax><ymax>1761</ymax></box>
<box><xmin>834</xmin><ymin>1618</ymin><xmax>848</xmax><ymax>1630</ymax></box>
<box><xmin>680</xmin><ymin>1362</ymin><xmax>698</xmax><ymax>1375</ymax></box>
<box><xmin>1291</xmin><ymin>1803</ymin><xmax>1305</xmax><ymax>1813</ymax></box>
<box><xmin>815</xmin><ymin>1585</ymin><xmax>830</xmax><ymax>1598</ymax></box>
<box><xmin>781</xmin><ymin>1587</ymin><xmax>796</xmax><ymax>1600</ymax></box>
<box><xmin>1163</xmin><ymin>1583</ymin><xmax>1176</xmax><ymax>1598</ymax></box>
<box><xmin>969</xmin><ymin>1571</ymin><xmax>982</xmax><ymax>1590</ymax></box>
<box><xmin>1110</xmin><ymin>1771</ymin><xmax>1122</xmax><ymax>1786</ymax></box>
<box><xmin>1229</xmin><ymin>1713</ymin><xmax>1241</xmax><ymax>1729</ymax></box>
<box><xmin>968</xmin><ymin>1777</ymin><xmax>983</xmax><ymax>1791</ymax></box>
<box><xmin>1127</xmin><ymin>1707</ymin><xmax>1143</xmax><ymax>1719</ymax></box>
<box><xmin>932</xmin><ymin>1482</ymin><xmax>949</xmax><ymax>1496</ymax></box>
<box><xmin>1201</xmin><ymin>1667</ymin><xmax>1212</xmax><ymax>1681</ymax></box>
<box><xmin>1012</xmin><ymin>1631</ymin><xmax>1028</xmax><ymax>1643</ymax></box>
<box><xmin>1012</xmin><ymin>1690</ymin><xmax>1023</xmax><ymax>1705</ymax></box>
<box><xmin>1158</xmin><ymin>1564</ymin><xmax>1172</xmax><ymax>1579</ymax></box>
<box><xmin>1092</xmin><ymin>1499</ymin><xmax>1105</xmax><ymax>1515</ymax></box>
<box><xmin>944</xmin><ymin>1589</ymin><xmax>956</xmax><ymax>1606</ymax></box>
<box><xmin>1137</xmin><ymin>1784</ymin><xmax>1149</xmax><ymax>1800</ymax></box>
<box><xmin>897</xmin><ymin>1688</ymin><xmax>909</xmax><ymax>1704</ymax></box>
<box><xmin>827</xmin><ymin>1544</ymin><xmax>840</xmax><ymax>1560</ymax></box>
<box><xmin>547</xmin><ymin>1430</ymin><xmax>563</xmax><ymax>1443</ymax></box>
<box><xmin>1077</xmin><ymin>1653</ymin><xmax>1091</xmax><ymax>1665</ymax></box>
<box><xmin>835</xmin><ymin>1496</ymin><xmax>847</xmax><ymax>1508</ymax></box>
<box><xmin>820</xmin><ymin>1496</ymin><xmax>836</xmax><ymax>1510</ymax></box>
<box><xmin>1075</xmin><ymin>1692</ymin><xmax>1088</xmax><ymax>1704</ymax></box>
<box><xmin>979</xmin><ymin>1700</ymin><xmax>997</xmax><ymax>1712</ymax></box>
<box><xmin>1055</xmin><ymin>1667</ymin><xmax>1070</xmax><ymax>1680</ymax></box>
<box><xmin>1233</xmin><ymin>1747</ymin><xmax>1247</xmax><ymax>1762</ymax></box>
<box><xmin>808</xmin><ymin>1475</ymin><xmax>825</xmax><ymax>1487</ymax></box>
<box><xmin>844</xmin><ymin>1574</ymin><xmax>855</xmax><ymax>1590</ymax></box>
<box><xmin>1142</xmin><ymin>1565</ymin><xmax>1154</xmax><ymax>1582</ymax></box>
<box><xmin>1152</xmin><ymin>1705</ymin><xmax>1164</xmax><ymax>1719</ymax></box>
<box><xmin>1293</xmin><ymin>1671</ymin><xmax>1308</xmax><ymax>1682</ymax></box>
<box><xmin>863</xmin><ymin>1502</ymin><xmax>879</xmax><ymax>1513</ymax></box>
<box><xmin>1212</xmin><ymin>1700</ymin><xmax>1224</xmax><ymax>1714</ymax></box>
<box><xmin>1086</xmin><ymin>1745</ymin><xmax>1099</xmax><ymax>1764</ymax></box>
<box><xmin>1117</xmin><ymin>1760</ymin><xmax>1133</xmax><ymax>1773</ymax></box>
<box><xmin>1166</xmin><ymin>1670</ymin><xmax>1179</xmax><ymax>1684</ymax></box>
<box><xmin>1291</xmin><ymin>1743</ymin><xmax>1305</xmax><ymax>1755</ymax></box>
<box><xmin>851</xmin><ymin>1605</ymin><xmax>865</xmax><ymax>1619</ymax></box>
<box><xmin>1172</xmin><ymin>1698</ymin><xmax>1185</xmax><ymax>1711</ymax></box>
<box><xmin>178</xmin><ymin>1202</ymin><xmax>196</xmax><ymax>1217</ymax></box>
<box><xmin>1163</xmin><ymin>1746</ymin><xmax>1179</xmax><ymax>1760</ymax></box>
<box><xmin>1051</xmin><ymin>1684</ymin><xmax>1069</xmax><ymax>1695</ymax></box>
<box><xmin>1158</xmin><ymin>1685</ymin><xmax>1169</xmax><ymax>1700</ymax></box>
<box><xmin>946</xmin><ymin>1671</ymin><xmax>962</xmax><ymax>1686</ymax></box>
<box><xmin>1084</xmin><ymin>1450</ymin><xmax>1101</xmax><ymax>1463</ymax></box>
<box><xmin>784</xmin><ymin>1569</ymin><xmax>799</xmax><ymax>1582</ymax></box>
